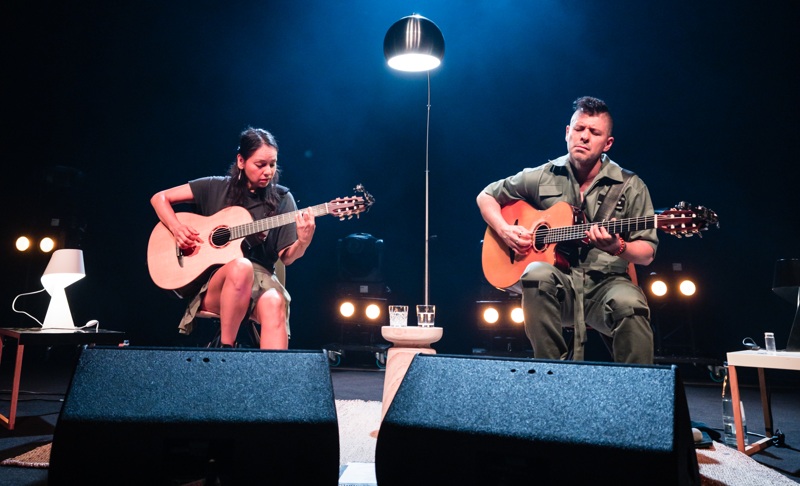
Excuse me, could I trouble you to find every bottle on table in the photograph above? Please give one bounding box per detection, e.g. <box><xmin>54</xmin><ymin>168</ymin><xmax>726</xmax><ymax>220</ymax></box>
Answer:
<box><xmin>721</xmin><ymin>364</ymin><xmax>748</xmax><ymax>447</ymax></box>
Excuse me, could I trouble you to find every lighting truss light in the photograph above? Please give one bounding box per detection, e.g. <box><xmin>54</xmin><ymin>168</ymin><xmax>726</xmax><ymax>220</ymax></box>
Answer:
<box><xmin>365</xmin><ymin>303</ymin><xmax>381</xmax><ymax>320</ymax></box>
<box><xmin>510</xmin><ymin>307</ymin><xmax>525</xmax><ymax>324</ymax></box>
<box><xmin>476</xmin><ymin>300</ymin><xmax>526</xmax><ymax>331</ymax></box>
<box><xmin>679</xmin><ymin>279</ymin><xmax>697</xmax><ymax>297</ymax></box>
<box><xmin>40</xmin><ymin>237</ymin><xmax>56</xmax><ymax>253</ymax></box>
<box><xmin>339</xmin><ymin>301</ymin><xmax>355</xmax><ymax>318</ymax></box>
<box><xmin>650</xmin><ymin>280</ymin><xmax>668</xmax><ymax>297</ymax></box>
<box><xmin>335</xmin><ymin>297</ymin><xmax>388</xmax><ymax>326</ymax></box>
<box><xmin>483</xmin><ymin>307</ymin><xmax>499</xmax><ymax>324</ymax></box>
<box><xmin>16</xmin><ymin>236</ymin><xmax>31</xmax><ymax>252</ymax></box>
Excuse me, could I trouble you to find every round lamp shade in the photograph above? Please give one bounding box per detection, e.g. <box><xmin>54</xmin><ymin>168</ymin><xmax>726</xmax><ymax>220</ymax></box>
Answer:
<box><xmin>384</xmin><ymin>14</ymin><xmax>445</xmax><ymax>72</ymax></box>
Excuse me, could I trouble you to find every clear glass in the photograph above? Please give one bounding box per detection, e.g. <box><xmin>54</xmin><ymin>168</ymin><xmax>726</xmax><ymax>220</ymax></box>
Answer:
<box><xmin>388</xmin><ymin>305</ymin><xmax>408</xmax><ymax>327</ymax></box>
<box><xmin>764</xmin><ymin>332</ymin><xmax>777</xmax><ymax>355</ymax></box>
<box><xmin>416</xmin><ymin>304</ymin><xmax>435</xmax><ymax>327</ymax></box>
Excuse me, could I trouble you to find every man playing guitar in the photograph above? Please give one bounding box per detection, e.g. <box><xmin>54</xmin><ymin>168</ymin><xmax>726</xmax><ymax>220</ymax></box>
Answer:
<box><xmin>476</xmin><ymin>97</ymin><xmax>658</xmax><ymax>364</ymax></box>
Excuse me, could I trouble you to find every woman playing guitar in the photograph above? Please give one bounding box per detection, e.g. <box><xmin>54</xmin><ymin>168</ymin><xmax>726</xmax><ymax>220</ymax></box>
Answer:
<box><xmin>150</xmin><ymin>127</ymin><xmax>315</xmax><ymax>349</ymax></box>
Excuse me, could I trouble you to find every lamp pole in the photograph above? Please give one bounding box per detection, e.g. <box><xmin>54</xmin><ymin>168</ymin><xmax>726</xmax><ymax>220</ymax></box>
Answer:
<box><xmin>424</xmin><ymin>71</ymin><xmax>431</xmax><ymax>305</ymax></box>
<box><xmin>383</xmin><ymin>13</ymin><xmax>444</xmax><ymax>307</ymax></box>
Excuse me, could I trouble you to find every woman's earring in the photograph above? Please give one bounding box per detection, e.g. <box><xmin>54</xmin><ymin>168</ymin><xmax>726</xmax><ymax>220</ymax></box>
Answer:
<box><xmin>237</xmin><ymin>169</ymin><xmax>242</xmax><ymax>182</ymax></box>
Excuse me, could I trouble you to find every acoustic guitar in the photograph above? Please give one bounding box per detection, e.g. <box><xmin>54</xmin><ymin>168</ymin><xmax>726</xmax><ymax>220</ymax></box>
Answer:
<box><xmin>481</xmin><ymin>200</ymin><xmax>719</xmax><ymax>290</ymax></box>
<box><xmin>147</xmin><ymin>184</ymin><xmax>373</xmax><ymax>296</ymax></box>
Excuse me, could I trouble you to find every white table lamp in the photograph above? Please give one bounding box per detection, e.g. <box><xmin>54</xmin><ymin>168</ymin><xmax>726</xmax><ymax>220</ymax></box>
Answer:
<box><xmin>40</xmin><ymin>249</ymin><xmax>85</xmax><ymax>330</ymax></box>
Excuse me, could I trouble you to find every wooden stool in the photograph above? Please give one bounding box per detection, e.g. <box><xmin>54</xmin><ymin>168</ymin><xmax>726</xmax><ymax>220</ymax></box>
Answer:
<box><xmin>371</xmin><ymin>326</ymin><xmax>443</xmax><ymax>437</ymax></box>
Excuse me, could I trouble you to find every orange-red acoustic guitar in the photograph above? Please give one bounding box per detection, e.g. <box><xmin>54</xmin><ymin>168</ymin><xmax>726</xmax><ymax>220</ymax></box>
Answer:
<box><xmin>481</xmin><ymin>200</ymin><xmax>719</xmax><ymax>290</ymax></box>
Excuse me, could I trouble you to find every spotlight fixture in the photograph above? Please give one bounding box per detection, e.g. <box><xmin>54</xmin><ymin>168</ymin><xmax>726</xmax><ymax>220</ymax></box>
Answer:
<box><xmin>650</xmin><ymin>279</ymin><xmax>668</xmax><ymax>297</ymax></box>
<box><xmin>476</xmin><ymin>300</ymin><xmax>525</xmax><ymax>330</ymax></box>
<box><xmin>335</xmin><ymin>297</ymin><xmax>387</xmax><ymax>326</ymax></box>
<box><xmin>483</xmin><ymin>307</ymin><xmax>500</xmax><ymax>325</ymax></box>
<box><xmin>15</xmin><ymin>236</ymin><xmax>31</xmax><ymax>252</ymax></box>
<box><xmin>647</xmin><ymin>271</ymin><xmax>698</xmax><ymax>299</ymax></box>
<box><xmin>473</xmin><ymin>298</ymin><xmax>529</xmax><ymax>357</ymax></box>
<box><xmin>679</xmin><ymin>280</ymin><xmax>697</xmax><ymax>297</ymax></box>
<box><xmin>510</xmin><ymin>307</ymin><xmax>525</xmax><ymax>324</ymax></box>
<box><xmin>647</xmin><ymin>267</ymin><xmax>703</xmax><ymax>359</ymax></box>
<box><xmin>339</xmin><ymin>301</ymin><xmax>356</xmax><ymax>318</ymax></box>
<box><xmin>365</xmin><ymin>303</ymin><xmax>381</xmax><ymax>320</ymax></box>
<box><xmin>39</xmin><ymin>237</ymin><xmax>56</xmax><ymax>253</ymax></box>
<box><xmin>14</xmin><ymin>233</ymin><xmax>61</xmax><ymax>253</ymax></box>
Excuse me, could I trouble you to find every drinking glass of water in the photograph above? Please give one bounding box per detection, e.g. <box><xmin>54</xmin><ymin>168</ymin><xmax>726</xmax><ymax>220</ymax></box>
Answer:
<box><xmin>416</xmin><ymin>305</ymin><xmax>435</xmax><ymax>327</ymax></box>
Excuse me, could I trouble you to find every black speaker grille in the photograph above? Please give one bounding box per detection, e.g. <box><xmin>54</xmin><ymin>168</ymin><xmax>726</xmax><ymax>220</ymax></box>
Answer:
<box><xmin>50</xmin><ymin>347</ymin><xmax>339</xmax><ymax>485</ymax></box>
<box><xmin>376</xmin><ymin>354</ymin><xmax>699</xmax><ymax>486</ymax></box>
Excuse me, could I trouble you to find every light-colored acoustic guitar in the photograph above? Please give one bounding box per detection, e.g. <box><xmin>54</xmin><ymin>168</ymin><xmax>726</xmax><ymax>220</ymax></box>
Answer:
<box><xmin>481</xmin><ymin>200</ymin><xmax>719</xmax><ymax>290</ymax></box>
<box><xmin>148</xmin><ymin>184</ymin><xmax>374</xmax><ymax>296</ymax></box>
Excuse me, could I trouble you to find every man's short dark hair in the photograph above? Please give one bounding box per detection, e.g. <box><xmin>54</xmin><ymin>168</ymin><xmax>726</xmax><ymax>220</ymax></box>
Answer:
<box><xmin>572</xmin><ymin>96</ymin><xmax>613</xmax><ymax>133</ymax></box>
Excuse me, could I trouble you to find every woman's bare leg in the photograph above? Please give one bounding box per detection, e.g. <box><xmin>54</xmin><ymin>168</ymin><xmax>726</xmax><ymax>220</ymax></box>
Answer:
<box><xmin>252</xmin><ymin>289</ymin><xmax>288</xmax><ymax>349</ymax></box>
<box><xmin>201</xmin><ymin>258</ymin><xmax>254</xmax><ymax>346</ymax></box>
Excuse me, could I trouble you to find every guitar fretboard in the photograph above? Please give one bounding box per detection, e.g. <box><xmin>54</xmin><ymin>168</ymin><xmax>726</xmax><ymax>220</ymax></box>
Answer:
<box><xmin>540</xmin><ymin>215</ymin><xmax>658</xmax><ymax>244</ymax></box>
<box><xmin>229</xmin><ymin>203</ymin><xmax>333</xmax><ymax>241</ymax></box>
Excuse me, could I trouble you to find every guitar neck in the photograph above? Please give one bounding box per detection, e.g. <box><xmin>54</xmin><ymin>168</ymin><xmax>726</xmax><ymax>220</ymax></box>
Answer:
<box><xmin>543</xmin><ymin>215</ymin><xmax>658</xmax><ymax>244</ymax></box>
<box><xmin>229</xmin><ymin>203</ymin><xmax>331</xmax><ymax>240</ymax></box>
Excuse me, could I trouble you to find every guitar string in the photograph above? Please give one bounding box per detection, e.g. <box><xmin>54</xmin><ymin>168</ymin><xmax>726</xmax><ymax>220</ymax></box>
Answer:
<box><xmin>229</xmin><ymin>198</ymin><xmax>364</xmax><ymax>241</ymax></box>
<box><xmin>534</xmin><ymin>214</ymin><xmax>705</xmax><ymax>244</ymax></box>
<box><xmin>543</xmin><ymin>215</ymin><xmax>657</xmax><ymax>243</ymax></box>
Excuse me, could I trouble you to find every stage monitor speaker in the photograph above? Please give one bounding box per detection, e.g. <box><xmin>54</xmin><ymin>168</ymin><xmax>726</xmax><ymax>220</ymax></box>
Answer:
<box><xmin>376</xmin><ymin>354</ymin><xmax>699</xmax><ymax>486</ymax></box>
<box><xmin>49</xmin><ymin>346</ymin><xmax>339</xmax><ymax>485</ymax></box>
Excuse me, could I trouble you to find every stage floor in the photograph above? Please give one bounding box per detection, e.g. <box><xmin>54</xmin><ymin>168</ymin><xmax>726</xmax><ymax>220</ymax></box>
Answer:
<box><xmin>0</xmin><ymin>346</ymin><xmax>797</xmax><ymax>484</ymax></box>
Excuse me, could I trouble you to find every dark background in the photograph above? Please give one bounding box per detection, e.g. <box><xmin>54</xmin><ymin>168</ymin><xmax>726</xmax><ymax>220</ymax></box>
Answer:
<box><xmin>2</xmin><ymin>1</ymin><xmax>798</xmax><ymax>376</ymax></box>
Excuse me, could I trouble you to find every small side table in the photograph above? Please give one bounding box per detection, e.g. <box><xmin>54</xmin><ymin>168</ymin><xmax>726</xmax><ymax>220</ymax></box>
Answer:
<box><xmin>726</xmin><ymin>349</ymin><xmax>800</xmax><ymax>455</ymax></box>
<box><xmin>0</xmin><ymin>327</ymin><xmax>127</xmax><ymax>430</ymax></box>
<box><xmin>376</xmin><ymin>326</ymin><xmax>443</xmax><ymax>429</ymax></box>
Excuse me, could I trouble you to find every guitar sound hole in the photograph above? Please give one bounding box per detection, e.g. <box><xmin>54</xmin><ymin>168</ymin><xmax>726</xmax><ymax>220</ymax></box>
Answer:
<box><xmin>210</xmin><ymin>227</ymin><xmax>231</xmax><ymax>248</ymax></box>
<box><xmin>533</xmin><ymin>225</ymin><xmax>548</xmax><ymax>252</ymax></box>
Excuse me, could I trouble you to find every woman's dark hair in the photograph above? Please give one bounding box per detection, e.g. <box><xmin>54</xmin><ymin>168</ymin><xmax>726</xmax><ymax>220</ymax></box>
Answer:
<box><xmin>226</xmin><ymin>127</ymin><xmax>281</xmax><ymax>212</ymax></box>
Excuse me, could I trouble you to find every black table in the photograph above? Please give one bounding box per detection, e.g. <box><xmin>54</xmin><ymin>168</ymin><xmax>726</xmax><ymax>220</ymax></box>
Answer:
<box><xmin>0</xmin><ymin>327</ymin><xmax>126</xmax><ymax>430</ymax></box>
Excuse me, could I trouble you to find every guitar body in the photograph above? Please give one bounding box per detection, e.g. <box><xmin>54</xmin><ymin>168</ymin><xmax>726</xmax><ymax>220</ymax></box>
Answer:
<box><xmin>481</xmin><ymin>200</ymin><xmax>638</xmax><ymax>289</ymax></box>
<box><xmin>482</xmin><ymin>200</ymin><xmax>576</xmax><ymax>290</ymax></box>
<box><xmin>147</xmin><ymin>206</ymin><xmax>254</xmax><ymax>294</ymax></box>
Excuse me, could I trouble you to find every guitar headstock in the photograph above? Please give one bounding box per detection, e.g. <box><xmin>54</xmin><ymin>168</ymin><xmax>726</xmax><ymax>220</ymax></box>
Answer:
<box><xmin>330</xmin><ymin>184</ymin><xmax>375</xmax><ymax>220</ymax></box>
<box><xmin>656</xmin><ymin>201</ymin><xmax>720</xmax><ymax>238</ymax></box>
